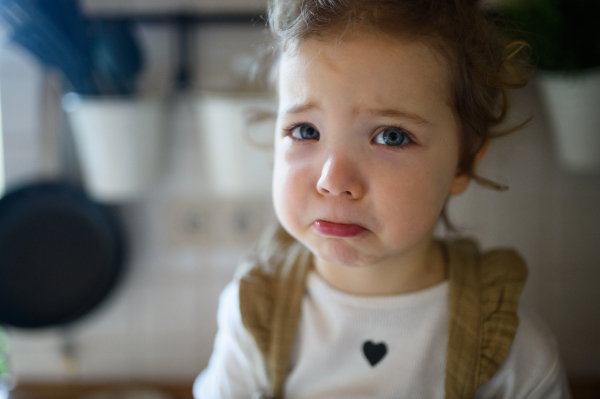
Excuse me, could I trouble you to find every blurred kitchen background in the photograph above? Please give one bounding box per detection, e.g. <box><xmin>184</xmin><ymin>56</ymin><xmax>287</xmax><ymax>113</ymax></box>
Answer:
<box><xmin>0</xmin><ymin>0</ymin><xmax>598</xmax><ymax>398</ymax></box>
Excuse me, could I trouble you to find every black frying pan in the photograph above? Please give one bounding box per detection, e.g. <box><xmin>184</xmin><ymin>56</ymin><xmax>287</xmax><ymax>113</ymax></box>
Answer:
<box><xmin>0</xmin><ymin>181</ymin><xmax>126</xmax><ymax>329</ymax></box>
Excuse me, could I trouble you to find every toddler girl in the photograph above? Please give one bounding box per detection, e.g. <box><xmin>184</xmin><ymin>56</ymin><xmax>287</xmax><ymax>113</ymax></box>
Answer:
<box><xmin>194</xmin><ymin>0</ymin><xmax>571</xmax><ymax>398</ymax></box>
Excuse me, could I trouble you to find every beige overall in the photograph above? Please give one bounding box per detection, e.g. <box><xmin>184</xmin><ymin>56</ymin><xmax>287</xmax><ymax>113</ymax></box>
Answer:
<box><xmin>236</xmin><ymin>227</ymin><xmax>527</xmax><ymax>399</ymax></box>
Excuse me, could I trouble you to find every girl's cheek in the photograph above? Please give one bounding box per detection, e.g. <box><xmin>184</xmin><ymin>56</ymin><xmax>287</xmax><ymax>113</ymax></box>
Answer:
<box><xmin>273</xmin><ymin>162</ymin><xmax>311</xmax><ymax>231</ymax></box>
<box><xmin>276</xmin><ymin>138</ymin><xmax>318</xmax><ymax>165</ymax></box>
<box><xmin>274</xmin><ymin>158</ymin><xmax>312</xmax><ymax>191</ymax></box>
<box><xmin>273</xmin><ymin>141</ymin><xmax>302</xmax><ymax>188</ymax></box>
<box><xmin>273</xmin><ymin>147</ymin><xmax>316</xmax><ymax>203</ymax></box>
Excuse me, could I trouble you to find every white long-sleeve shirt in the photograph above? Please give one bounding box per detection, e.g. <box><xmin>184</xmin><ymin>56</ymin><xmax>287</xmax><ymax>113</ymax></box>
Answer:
<box><xmin>194</xmin><ymin>272</ymin><xmax>571</xmax><ymax>399</ymax></box>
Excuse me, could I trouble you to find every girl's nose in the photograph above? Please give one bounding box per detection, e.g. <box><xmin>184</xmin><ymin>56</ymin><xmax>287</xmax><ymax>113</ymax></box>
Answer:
<box><xmin>316</xmin><ymin>156</ymin><xmax>365</xmax><ymax>199</ymax></box>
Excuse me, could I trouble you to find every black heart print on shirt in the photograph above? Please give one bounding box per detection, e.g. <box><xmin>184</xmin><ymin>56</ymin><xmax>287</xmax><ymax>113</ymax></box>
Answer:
<box><xmin>363</xmin><ymin>340</ymin><xmax>387</xmax><ymax>366</ymax></box>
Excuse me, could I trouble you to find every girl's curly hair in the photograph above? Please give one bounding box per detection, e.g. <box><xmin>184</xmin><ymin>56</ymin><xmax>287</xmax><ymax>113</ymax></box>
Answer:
<box><xmin>267</xmin><ymin>0</ymin><xmax>532</xmax><ymax>189</ymax></box>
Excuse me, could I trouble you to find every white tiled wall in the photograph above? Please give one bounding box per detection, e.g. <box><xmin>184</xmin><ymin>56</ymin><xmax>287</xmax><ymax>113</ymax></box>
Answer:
<box><xmin>0</xmin><ymin>37</ymin><xmax>46</xmax><ymax>191</ymax></box>
<box><xmin>1</xmin><ymin>21</ymin><xmax>599</xmax><ymax>385</ymax></box>
<box><xmin>447</xmin><ymin>82</ymin><xmax>600</xmax><ymax>376</ymax></box>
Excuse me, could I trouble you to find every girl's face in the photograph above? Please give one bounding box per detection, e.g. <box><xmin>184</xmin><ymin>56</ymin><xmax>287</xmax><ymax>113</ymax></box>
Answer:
<box><xmin>272</xmin><ymin>34</ymin><xmax>469</xmax><ymax>271</ymax></box>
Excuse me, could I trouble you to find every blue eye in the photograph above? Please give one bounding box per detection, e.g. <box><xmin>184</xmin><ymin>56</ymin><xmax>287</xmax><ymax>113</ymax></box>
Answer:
<box><xmin>373</xmin><ymin>128</ymin><xmax>410</xmax><ymax>147</ymax></box>
<box><xmin>290</xmin><ymin>125</ymin><xmax>320</xmax><ymax>140</ymax></box>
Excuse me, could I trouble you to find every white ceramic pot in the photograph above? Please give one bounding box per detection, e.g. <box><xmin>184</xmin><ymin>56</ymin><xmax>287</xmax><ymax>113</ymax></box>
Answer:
<box><xmin>64</xmin><ymin>94</ymin><xmax>167</xmax><ymax>202</ymax></box>
<box><xmin>196</xmin><ymin>92</ymin><xmax>277</xmax><ymax>198</ymax></box>
<box><xmin>536</xmin><ymin>69</ymin><xmax>600</xmax><ymax>173</ymax></box>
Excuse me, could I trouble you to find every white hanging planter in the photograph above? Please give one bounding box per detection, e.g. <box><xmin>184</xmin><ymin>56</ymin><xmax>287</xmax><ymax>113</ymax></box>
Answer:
<box><xmin>536</xmin><ymin>69</ymin><xmax>600</xmax><ymax>173</ymax></box>
<box><xmin>196</xmin><ymin>92</ymin><xmax>276</xmax><ymax>198</ymax></box>
<box><xmin>63</xmin><ymin>94</ymin><xmax>167</xmax><ymax>202</ymax></box>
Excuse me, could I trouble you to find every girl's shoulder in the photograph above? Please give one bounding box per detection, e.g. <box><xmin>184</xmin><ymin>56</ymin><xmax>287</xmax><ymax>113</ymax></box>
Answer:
<box><xmin>193</xmin><ymin>279</ymin><xmax>271</xmax><ymax>398</ymax></box>
<box><xmin>475</xmin><ymin>309</ymin><xmax>572</xmax><ymax>398</ymax></box>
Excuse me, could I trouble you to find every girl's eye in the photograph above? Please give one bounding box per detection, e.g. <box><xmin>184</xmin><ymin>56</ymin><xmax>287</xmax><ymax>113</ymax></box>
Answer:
<box><xmin>373</xmin><ymin>128</ymin><xmax>411</xmax><ymax>147</ymax></box>
<box><xmin>290</xmin><ymin>124</ymin><xmax>320</xmax><ymax>140</ymax></box>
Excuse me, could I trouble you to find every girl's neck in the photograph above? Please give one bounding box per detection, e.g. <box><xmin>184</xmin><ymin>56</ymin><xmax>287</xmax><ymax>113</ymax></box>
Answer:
<box><xmin>313</xmin><ymin>239</ymin><xmax>447</xmax><ymax>296</ymax></box>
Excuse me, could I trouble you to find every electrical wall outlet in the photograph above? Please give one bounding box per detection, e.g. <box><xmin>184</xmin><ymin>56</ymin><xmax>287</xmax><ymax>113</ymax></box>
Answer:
<box><xmin>167</xmin><ymin>200</ymin><xmax>216</xmax><ymax>247</ymax></box>
<box><xmin>166</xmin><ymin>198</ymin><xmax>272</xmax><ymax>248</ymax></box>
<box><xmin>218</xmin><ymin>199</ymin><xmax>271</xmax><ymax>247</ymax></box>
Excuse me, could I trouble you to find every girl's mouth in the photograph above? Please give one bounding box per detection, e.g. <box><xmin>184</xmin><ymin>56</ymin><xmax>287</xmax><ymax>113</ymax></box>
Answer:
<box><xmin>312</xmin><ymin>220</ymin><xmax>367</xmax><ymax>238</ymax></box>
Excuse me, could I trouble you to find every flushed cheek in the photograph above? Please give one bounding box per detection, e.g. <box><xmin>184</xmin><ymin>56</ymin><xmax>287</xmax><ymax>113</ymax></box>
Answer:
<box><xmin>375</xmin><ymin>172</ymin><xmax>446</xmax><ymax>238</ymax></box>
<box><xmin>273</xmin><ymin>160</ymin><xmax>315</xmax><ymax>233</ymax></box>
<box><xmin>381</xmin><ymin>191</ymin><xmax>435</xmax><ymax>229</ymax></box>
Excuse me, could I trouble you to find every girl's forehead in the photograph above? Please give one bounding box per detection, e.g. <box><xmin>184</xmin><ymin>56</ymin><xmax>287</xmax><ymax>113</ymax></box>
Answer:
<box><xmin>277</xmin><ymin>34</ymin><xmax>454</xmax><ymax>120</ymax></box>
<box><xmin>281</xmin><ymin>31</ymin><xmax>449</xmax><ymax>68</ymax></box>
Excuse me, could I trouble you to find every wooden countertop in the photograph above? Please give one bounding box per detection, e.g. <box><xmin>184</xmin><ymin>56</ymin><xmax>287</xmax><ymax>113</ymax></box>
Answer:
<box><xmin>7</xmin><ymin>377</ymin><xmax>600</xmax><ymax>399</ymax></box>
<box><xmin>8</xmin><ymin>381</ymin><xmax>194</xmax><ymax>399</ymax></box>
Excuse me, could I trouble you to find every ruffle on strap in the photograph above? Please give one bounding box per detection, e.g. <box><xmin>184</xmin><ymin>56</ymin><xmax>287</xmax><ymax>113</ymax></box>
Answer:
<box><xmin>444</xmin><ymin>239</ymin><xmax>527</xmax><ymax>399</ymax></box>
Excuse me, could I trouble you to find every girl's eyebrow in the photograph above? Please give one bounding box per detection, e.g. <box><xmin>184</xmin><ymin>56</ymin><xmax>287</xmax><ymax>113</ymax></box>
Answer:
<box><xmin>365</xmin><ymin>108</ymin><xmax>430</xmax><ymax>126</ymax></box>
<box><xmin>282</xmin><ymin>101</ymin><xmax>320</xmax><ymax>116</ymax></box>
<box><xmin>281</xmin><ymin>103</ymin><xmax>430</xmax><ymax>126</ymax></box>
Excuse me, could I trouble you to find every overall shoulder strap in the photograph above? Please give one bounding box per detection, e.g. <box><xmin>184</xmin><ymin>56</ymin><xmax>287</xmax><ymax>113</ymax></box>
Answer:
<box><xmin>237</xmin><ymin>234</ymin><xmax>312</xmax><ymax>399</ymax></box>
<box><xmin>444</xmin><ymin>239</ymin><xmax>528</xmax><ymax>399</ymax></box>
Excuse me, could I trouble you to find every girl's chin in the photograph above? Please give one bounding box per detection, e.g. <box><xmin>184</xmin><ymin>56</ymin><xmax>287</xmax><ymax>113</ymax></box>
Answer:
<box><xmin>312</xmin><ymin>239</ymin><xmax>376</xmax><ymax>268</ymax></box>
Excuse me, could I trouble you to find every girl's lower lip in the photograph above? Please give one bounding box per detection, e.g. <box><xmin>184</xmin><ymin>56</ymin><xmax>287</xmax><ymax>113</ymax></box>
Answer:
<box><xmin>312</xmin><ymin>220</ymin><xmax>366</xmax><ymax>238</ymax></box>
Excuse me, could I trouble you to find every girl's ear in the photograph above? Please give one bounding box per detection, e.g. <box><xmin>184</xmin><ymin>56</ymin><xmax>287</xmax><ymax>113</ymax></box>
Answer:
<box><xmin>449</xmin><ymin>140</ymin><xmax>490</xmax><ymax>195</ymax></box>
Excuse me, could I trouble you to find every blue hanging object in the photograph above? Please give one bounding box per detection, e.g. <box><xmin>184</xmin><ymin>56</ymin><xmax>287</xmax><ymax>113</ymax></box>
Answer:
<box><xmin>0</xmin><ymin>0</ymin><xmax>144</xmax><ymax>95</ymax></box>
<box><xmin>92</xmin><ymin>20</ymin><xmax>143</xmax><ymax>95</ymax></box>
<box><xmin>0</xmin><ymin>0</ymin><xmax>97</xmax><ymax>94</ymax></box>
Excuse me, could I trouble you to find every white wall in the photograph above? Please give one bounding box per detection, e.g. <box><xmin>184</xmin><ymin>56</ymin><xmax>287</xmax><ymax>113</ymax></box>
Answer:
<box><xmin>448</xmin><ymin>84</ymin><xmax>600</xmax><ymax>376</ymax></box>
<box><xmin>1</xmin><ymin>21</ymin><xmax>599</xmax><ymax>383</ymax></box>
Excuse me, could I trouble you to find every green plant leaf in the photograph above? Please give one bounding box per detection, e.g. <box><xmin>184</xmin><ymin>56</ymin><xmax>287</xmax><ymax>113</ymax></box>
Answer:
<box><xmin>499</xmin><ymin>0</ymin><xmax>600</xmax><ymax>71</ymax></box>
